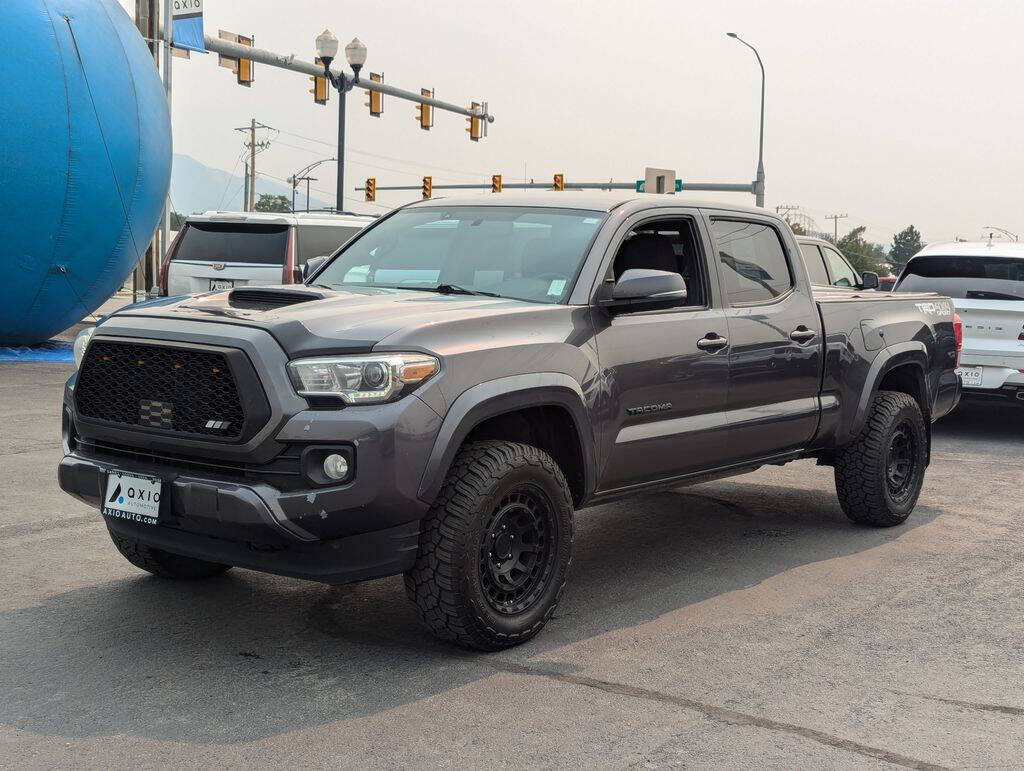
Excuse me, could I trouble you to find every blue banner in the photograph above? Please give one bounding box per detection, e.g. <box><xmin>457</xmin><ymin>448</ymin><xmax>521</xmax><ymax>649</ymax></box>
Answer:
<box><xmin>172</xmin><ymin>0</ymin><xmax>205</xmax><ymax>53</ymax></box>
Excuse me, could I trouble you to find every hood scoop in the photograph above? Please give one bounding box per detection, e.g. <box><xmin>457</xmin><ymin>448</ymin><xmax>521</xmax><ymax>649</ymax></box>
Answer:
<box><xmin>227</xmin><ymin>287</ymin><xmax>327</xmax><ymax>311</ymax></box>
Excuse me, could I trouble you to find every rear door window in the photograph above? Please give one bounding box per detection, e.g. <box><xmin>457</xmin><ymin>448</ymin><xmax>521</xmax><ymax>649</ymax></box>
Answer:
<box><xmin>895</xmin><ymin>255</ymin><xmax>1024</xmax><ymax>300</ymax></box>
<box><xmin>173</xmin><ymin>223</ymin><xmax>288</xmax><ymax>265</ymax></box>
<box><xmin>798</xmin><ymin>243</ymin><xmax>830</xmax><ymax>285</ymax></box>
<box><xmin>821</xmin><ymin>246</ymin><xmax>859</xmax><ymax>287</ymax></box>
<box><xmin>712</xmin><ymin>219</ymin><xmax>793</xmax><ymax>304</ymax></box>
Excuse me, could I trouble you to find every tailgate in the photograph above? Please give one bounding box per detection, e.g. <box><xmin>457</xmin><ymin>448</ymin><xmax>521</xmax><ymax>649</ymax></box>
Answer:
<box><xmin>955</xmin><ymin>298</ymin><xmax>1024</xmax><ymax>369</ymax></box>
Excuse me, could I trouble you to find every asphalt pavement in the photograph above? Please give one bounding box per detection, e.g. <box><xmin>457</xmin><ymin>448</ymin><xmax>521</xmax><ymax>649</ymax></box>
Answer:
<box><xmin>2</xmin><ymin>360</ymin><xmax>1022</xmax><ymax>768</ymax></box>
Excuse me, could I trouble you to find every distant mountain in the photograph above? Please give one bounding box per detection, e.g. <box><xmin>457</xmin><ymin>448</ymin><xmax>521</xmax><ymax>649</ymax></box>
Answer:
<box><xmin>169</xmin><ymin>153</ymin><xmax>332</xmax><ymax>215</ymax></box>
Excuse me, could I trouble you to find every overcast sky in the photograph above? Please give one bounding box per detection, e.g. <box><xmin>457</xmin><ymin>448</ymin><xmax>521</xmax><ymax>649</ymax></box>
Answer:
<box><xmin>119</xmin><ymin>0</ymin><xmax>1024</xmax><ymax>246</ymax></box>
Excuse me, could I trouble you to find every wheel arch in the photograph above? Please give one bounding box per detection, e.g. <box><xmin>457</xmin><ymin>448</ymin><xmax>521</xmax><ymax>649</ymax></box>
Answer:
<box><xmin>417</xmin><ymin>374</ymin><xmax>596</xmax><ymax>507</ymax></box>
<box><xmin>846</xmin><ymin>343</ymin><xmax>932</xmax><ymax>459</ymax></box>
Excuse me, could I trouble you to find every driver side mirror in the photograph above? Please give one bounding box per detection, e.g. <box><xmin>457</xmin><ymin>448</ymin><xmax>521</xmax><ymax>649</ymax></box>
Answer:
<box><xmin>302</xmin><ymin>255</ymin><xmax>329</xmax><ymax>282</ymax></box>
<box><xmin>602</xmin><ymin>269</ymin><xmax>688</xmax><ymax>312</ymax></box>
<box><xmin>859</xmin><ymin>271</ymin><xmax>879</xmax><ymax>290</ymax></box>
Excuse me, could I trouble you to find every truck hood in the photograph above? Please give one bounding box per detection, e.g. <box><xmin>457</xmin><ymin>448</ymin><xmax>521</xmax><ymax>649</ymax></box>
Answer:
<box><xmin>108</xmin><ymin>285</ymin><xmax>556</xmax><ymax>357</ymax></box>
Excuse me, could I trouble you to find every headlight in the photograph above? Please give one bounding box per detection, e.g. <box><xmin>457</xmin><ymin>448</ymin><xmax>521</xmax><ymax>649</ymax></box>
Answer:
<box><xmin>72</xmin><ymin>327</ymin><xmax>95</xmax><ymax>369</ymax></box>
<box><xmin>287</xmin><ymin>353</ymin><xmax>439</xmax><ymax>405</ymax></box>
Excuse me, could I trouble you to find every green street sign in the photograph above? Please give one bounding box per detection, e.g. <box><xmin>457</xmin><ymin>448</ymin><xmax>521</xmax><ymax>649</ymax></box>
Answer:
<box><xmin>635</xmin><ymin>180</ymin><xmax>683</xmax><ymax>193</ymax></box>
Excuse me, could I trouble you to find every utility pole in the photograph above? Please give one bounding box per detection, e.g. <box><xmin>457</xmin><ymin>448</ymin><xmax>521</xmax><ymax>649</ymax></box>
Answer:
<box><xmin>775</xmin><ymin>204</ymin><xmax>799</xmax><ymax>219</ymax></box>
<box><xmin>248</xmin><ymin>118</ymin><xmax>256</xmax><ymax>211</ymax></box>
<box><xmin>242</xmin><ymin>161</ymin><xmax>250</xmax><ymax>213</ymax></box>
<box><xmin>826</xmin><ymin>213</ymin><xmax>848</xmax><ymax>241</ymax></box>
<box><xmin>234</xmin><ymin>120</ymin><xmax>273</xmax><ymax>212</ymax></box>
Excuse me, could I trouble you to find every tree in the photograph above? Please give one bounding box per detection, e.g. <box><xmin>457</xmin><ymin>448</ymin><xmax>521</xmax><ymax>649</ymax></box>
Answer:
<box><xmin>837</xmin><ymin>226</ymin><xmax>889</xmax><ymax>276</ymax></box>
<box><xmin>170</xmin><ymin>211</ymin><xmax>187</xmax><ymax>230</ymax></box>
<box><xmin>254</xmin><ymin>194</ymin><xmax>292</xmax><ymax>213</ymax></box>
<box><xmin>785</xmin><ymin>219</ymin><xmax>806</xmax><ymax>236</ymax></box>
<box><xmin>889</xmin><ymin>225</ymin><xmax>923</xmax><ymax>274</ymax></box>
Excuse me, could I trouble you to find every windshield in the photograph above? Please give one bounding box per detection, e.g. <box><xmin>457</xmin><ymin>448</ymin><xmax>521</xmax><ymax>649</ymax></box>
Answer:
<box><xmin>174</xmin><ymin>222</ymin><xmax>289</xmax><ymax>265</ymax></box>
<box><xmin>895</xmin><ymin>255</ymin><xmax>1024</xmax><ymax>301</ymax></box>
<box><xmin>311</xmin><ymin>206</ymin><xmax>604</xmax><ymax>303</ymax></box>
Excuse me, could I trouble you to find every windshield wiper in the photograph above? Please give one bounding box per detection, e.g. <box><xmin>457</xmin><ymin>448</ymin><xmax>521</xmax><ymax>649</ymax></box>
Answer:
<box><xmin>965</xmin><ymin>289</ymin><xmax>1024</xmax><ymax>301</ymax></box>
<box><xmin>436</xmin><ymin>283</ymin><xmax>499</xmax><ymax>297</ymax></box>
<box><xmin>392</xmin><ymin>283</ymin><xmax>500</xmax><ymax>297</ymax></box>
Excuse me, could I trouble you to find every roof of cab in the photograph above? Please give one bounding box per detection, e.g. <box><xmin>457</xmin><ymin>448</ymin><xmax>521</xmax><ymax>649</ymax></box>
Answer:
<box><xmin>915</xmin><ymin>240</ymin><xmax>1024</xmax><ymax>259</ymax></box>
<box><xmin>402</xmin><ymin>190</ymin><xmax>775</xmax><ymax>218</ymax></box>
<box><xmin>187</xmin><ymin>210</ymin><xmax>376</xmax><ymax>226</ymax></box>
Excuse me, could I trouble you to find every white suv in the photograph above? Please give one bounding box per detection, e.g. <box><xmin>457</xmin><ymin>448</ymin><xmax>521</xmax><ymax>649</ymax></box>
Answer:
<box><xmin>895</xmin><ymin>241</ymin><xmax>1024</xmax><ymax>403</ymax></box>
<box><xmin>160</xmin><ymin>211</ymin><xmax>374</xmax><ymax>296</ymax></box>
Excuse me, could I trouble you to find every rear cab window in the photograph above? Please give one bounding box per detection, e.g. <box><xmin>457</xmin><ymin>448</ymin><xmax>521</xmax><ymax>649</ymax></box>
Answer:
<box><xmin>711</xmin><ymin>219</ymin><xmax>793</xmax><ymax>304</ymax></box>
<box><xmin>173</xmin><ymin>222</ymin><xmax>289</xmax><ymax>265</ymax></box>
<box><xmin>895</xmin><ymin>255</ymin><xmax>1024</xmax><ymax>301</ymax></box>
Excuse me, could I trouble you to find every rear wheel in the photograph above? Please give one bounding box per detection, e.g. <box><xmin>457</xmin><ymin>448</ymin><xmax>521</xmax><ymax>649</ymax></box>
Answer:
<box><xmin>405</xmin><ymin>440</ymin><xmax>574</xmax><ymax>651</ymax></box>
<box><xmin>834</xmin><ymin>390</ymin><xmax>927</xmax><ymax>526</ymax></box>
<box><xmin>108</xmin><ymin>530</ymin><xmax>232</xmax><ymax>579</ymax></box>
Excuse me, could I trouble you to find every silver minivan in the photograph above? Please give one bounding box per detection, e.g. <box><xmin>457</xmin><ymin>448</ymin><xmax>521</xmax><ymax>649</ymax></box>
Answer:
<box><xmin>160</xmin><ymin>211</ymin><xmax>374</xmax><ymax>296</ymax></box>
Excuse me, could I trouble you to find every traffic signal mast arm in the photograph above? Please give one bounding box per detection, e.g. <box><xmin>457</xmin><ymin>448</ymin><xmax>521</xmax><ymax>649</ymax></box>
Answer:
<box><xmin>197</xmin><ymin>33</ymin><xmax>495</xmax><ymax>125</ymax></box>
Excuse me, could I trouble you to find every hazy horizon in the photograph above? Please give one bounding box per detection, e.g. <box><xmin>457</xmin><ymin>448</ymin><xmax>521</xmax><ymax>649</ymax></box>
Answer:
<box><xmin>120</xmin><ymin>0</ymin><xmax>1024</xmax><ymax>247</ymax></box>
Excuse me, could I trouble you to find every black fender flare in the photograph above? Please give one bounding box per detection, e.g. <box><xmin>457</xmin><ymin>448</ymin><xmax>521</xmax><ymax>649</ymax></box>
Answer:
<box><xmin>416</xmin><ymin>373</ymin><xmax>597</xmax><ymax>504</ymax></box>
<box><xmin>844</xmin><ymin>341</ymin><xmax>931</xmax><ymax>447</ymax></box>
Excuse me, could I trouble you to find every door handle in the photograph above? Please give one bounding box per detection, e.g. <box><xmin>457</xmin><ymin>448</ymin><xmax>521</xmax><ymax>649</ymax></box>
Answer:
<box><xmin>790</xmin><ymin>327</ymin><xmax>817</xmax><ymax>343</ymax></box>
<box><xmin>697</xmin><ymin>335</ymin><xmax>729</xmax><ymax>352</ymax></box>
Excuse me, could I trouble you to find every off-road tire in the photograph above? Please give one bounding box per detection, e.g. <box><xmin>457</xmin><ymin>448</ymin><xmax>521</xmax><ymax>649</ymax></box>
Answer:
<box><xmin>834</xmin><ymin>390</ymin><xmax>927</xmax><ymax>527</ymax></box>
<box><xmin>404</xmin><ymin>440</ymin><xmax>574</xmax><ymax>651</ymax></box>
<box><xmin>108</xmin><ymin>530</ymin><xmax>232</xmax><ymax>579</ymax></box>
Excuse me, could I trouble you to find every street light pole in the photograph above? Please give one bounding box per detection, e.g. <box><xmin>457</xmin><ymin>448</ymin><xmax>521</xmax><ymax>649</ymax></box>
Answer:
<box><xmin>315</xmin><ymin>31</ymin><xmax>367</xmax><ymax>215</ymax></box>
<box><xmin>727</xmin><ymin>32</ymin><xmax>765</xmax><ymax>207</ymax></box>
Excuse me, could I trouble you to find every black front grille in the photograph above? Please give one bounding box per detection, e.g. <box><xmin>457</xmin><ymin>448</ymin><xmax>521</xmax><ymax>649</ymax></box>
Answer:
<box><xmin>76</xmin><ymin>341</ymin><xmax>246</xmax><ymax>439</ymax></box>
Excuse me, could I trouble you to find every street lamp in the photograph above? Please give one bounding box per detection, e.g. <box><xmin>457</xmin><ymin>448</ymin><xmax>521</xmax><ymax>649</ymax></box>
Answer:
<box><xmin>315</xmin><ymin>30</ymin><xmax>367</xmax><ymax>214</ymax></box>
<box><xmin>288</xmin><ymin>157</ymin><xmax>337</xmax><ymax>212</ymax></box>
<box><xmin>727</xmin><ymin>32</ymin><xmax>766</xmax><ymax>207</ymax></box>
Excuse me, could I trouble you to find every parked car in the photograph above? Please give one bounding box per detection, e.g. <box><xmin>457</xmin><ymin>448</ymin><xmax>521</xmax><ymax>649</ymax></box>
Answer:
<box><xmin>796</xmin><ymin>236</ymin><xmax>879</xmax><ymax>289</ymax></box>
<box><xmin>62</xmin><ymin>193</ymin><xmax>960</xmax><ymax>650</ymax></box>
<box><xmin>895</xmin><ymin>241</ymin><xmax>1024</xmax><ymax>402</ymax></box>
<box><xmin>160</xmin><ymin>211</ymin><xmax>374</xmax><ymax>296</ymax></box>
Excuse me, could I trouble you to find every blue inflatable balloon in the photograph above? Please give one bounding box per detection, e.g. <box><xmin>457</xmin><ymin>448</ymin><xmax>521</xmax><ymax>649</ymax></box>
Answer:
<box><xmin>0</xmin><ymin>0</ymin><xmax>171</xmax><ymax>345</ymax></box>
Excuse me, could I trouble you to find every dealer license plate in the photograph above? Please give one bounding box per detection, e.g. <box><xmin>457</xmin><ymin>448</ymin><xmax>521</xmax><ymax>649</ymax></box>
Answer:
<box><xmin>956</xmin><ymin>366</ymin><xmax>983</xmax><ymax>387</ymax></box>
<box><xmin>103</xmin><ymin>471</ymin><xmax>162</xmax><ymax>525</ymax></box>
<box><xmin>210</xmin><ymin>279</ymin><xmax>234</xmax><ymax>291</ymax></box>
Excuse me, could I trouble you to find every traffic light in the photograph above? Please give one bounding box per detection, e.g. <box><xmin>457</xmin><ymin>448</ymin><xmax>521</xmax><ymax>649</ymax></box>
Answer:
<box><xmin>309</xmin><ymin>57</ymin><xmax>328</xmax><ymax>105</ymax></box>
<box><xmin>365</xmin><ymin>177</ymin><xmax>376</xmax><ymax>202</ymax></box>
<box><xmin>236</xmin><ymin>34</ymin><xmax>254</xmax><ymax>87</ymax></box>
<box><xmin>416</xmin><ymin>88</ymin><xmax>433</xmax><ymax>130</ymax></box>
<box><xmin>422</xmin><ymin>176</ymin><xmax>432</xmax><ymax>199</ymax></box>
<box><xmin>553</xmin><ymin>173</ymin><xmax>565</xmax><ymax>191</ymax></box>
<box><xmin>465</xmin><ymin>101</ymin><xmax>482</xmax><ymax>141</ymax></box>
<box><xmin>365</xmin><ymin>72</ymin><xmax>383</xmax><ymax>116</ymax></box>
<box><xmin>491</xmin><ymin>174</ymin><xmax>502</xmax><ymax>193</ymax></box>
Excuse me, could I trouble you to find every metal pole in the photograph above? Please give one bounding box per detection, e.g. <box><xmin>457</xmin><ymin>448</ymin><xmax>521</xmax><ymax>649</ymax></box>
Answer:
<box><xmin>157</xmin><ymin>0</ymin><xmax>172</xmax><ymax>295</ymax></box>
<box><xmin>189</xmin><ymin>33</ymin><xmax>495</xmax><ymax>124</ymax></box>
<box><xmin>358</xmin><ymin>180</ymin><xmax>756</xmax><ymax>193</ymax></box>
<box><xmin>306</xmin><ymin>178</ymin><xmax>313</xmax><ymax>212</ymax></box>
<box><xmin>728</xmin><ymin>34</ymin><xmax>765</xmax><ymax>207</ymax></box>
<box><xmin>336</xmin><ymin>90</ymin><xmax>346</xmax><ymax>213</ymax></box>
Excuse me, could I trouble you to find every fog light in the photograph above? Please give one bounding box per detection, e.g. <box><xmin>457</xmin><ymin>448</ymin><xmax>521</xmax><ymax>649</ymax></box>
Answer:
<box><xmin>323</xmin><ymin>453</ymin><xmax>350</xmax><ymax>480</ymax></box>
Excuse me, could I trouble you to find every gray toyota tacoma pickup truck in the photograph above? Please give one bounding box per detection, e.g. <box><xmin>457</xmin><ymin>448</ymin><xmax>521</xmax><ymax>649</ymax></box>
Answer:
<box><xmin>59</xmin><ymin>193</ymin><xmax>961</xmax><ymax>650</ymax></box>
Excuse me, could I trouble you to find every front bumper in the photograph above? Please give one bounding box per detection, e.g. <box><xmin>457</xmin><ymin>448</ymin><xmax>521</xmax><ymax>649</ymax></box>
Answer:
<box><xmin>59</xmin><ymin>448</ymin><xmax>423</xmax><ymax>584</ymax></box>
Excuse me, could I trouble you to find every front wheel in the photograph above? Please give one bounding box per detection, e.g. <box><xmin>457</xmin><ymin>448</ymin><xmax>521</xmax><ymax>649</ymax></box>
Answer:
<box><xmin>834</xmin><ymin>390</ymin><xmax>928</xmax><ymax>526</ymax></box>
<box><xmin>404</xmin><ymin>440</ymin><xmax>574</xmax><ymax>651</ymax></box>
